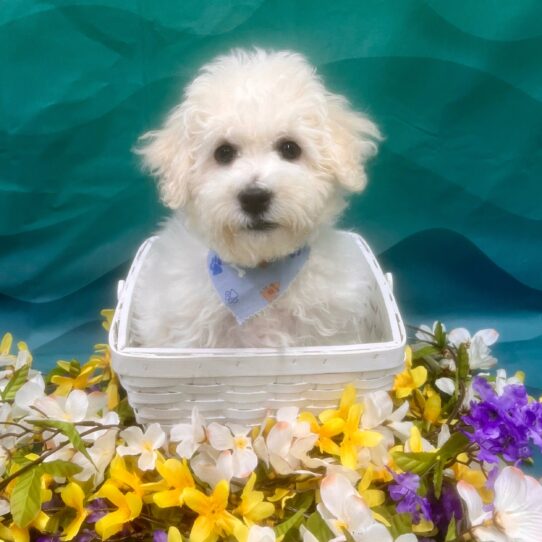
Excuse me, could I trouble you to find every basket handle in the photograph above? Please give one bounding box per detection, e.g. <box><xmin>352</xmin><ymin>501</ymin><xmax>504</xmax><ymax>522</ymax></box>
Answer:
<box><xmin>117</xmin><ymin>280</ymin><xmax>126</xmax><ymax>302</ymax></box>
<box><xmin>385</xmin><ymin>272</ymin><xmax>394</xmax><ymax>292</ymax></box>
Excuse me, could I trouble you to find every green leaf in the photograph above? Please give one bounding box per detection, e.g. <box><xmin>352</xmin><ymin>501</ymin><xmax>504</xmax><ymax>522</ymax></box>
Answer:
<box><xmin>438</xmin><ymin>432</ymin><xmax>470</xmax><ymax>464</ymax></box>
<box><xmin>412</xmin><ymin>345</ymin><xmax>440</xmax><ymax>360</ymax></box>
<box><xmin>274</xmin><ymin>492</ymin><xmax>313</xmax><ymax>538</ymax></box>
<box><xmin>445</xmin><ymin>517</ymin><xmax>457</xmax><ymax>541</ymax></box>
<box><xmin>433</xmin><ymin>460</ymin><xmax>444</xmax><ymax>499</ymax></box>
<box><xmin>10</xmin><ymin>466</ymin><xmax>42</xmax><ymax>527</ymax></box>
<box><xmin>305</xmin><ymin>512</ymin><xmax>335</xmax><ymax>542</ymax></box>
<box><xmin>41</xmin><ymin>460</ymin><xmax>83</xmax><ymax>477</ymax></box>
<box><xmin>434</xmin><ymin>322</ymin><xmax>446</xmax><ymax>348</ymax></box>
<box><xmin>392</xmin><ymin>451</ymin><xmax>438</xmax><ymax>476</ymax></box>
<box><xmin>373</xmin><ymin>506</ymin><xmax>412</xmax><ymax>538</ymax></box>
<box><xmin>116</xmin><ymin>397</ymin><xmax>135</xmax><ymax>425</ymax></box>
<box><xmin>457</xmin><ymin>343</ymin><xmax>470</xmax><ymax>379</ymax></box>
<box><xmin>29</xmin><ymin>419</ymin><xmax>94</xmax><ymax>464</ymax></box>
<box><xmin>2</xmin><ymin>364</ymin><xmax>29</xmax><ymax>401</ymax></box>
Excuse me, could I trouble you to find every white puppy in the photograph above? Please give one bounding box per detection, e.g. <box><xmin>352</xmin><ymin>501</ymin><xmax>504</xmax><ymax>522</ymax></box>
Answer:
<box><xmin>131</xmin><ymin>49</ymin><xmax>381</xmax><ymax>348</ymax></box>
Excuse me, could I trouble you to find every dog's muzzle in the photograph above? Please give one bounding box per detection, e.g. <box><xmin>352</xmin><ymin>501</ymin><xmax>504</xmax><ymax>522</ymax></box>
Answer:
<box><xmin>238</xmin><ymin>186</ymin><xmax>273</xmax><ymax>216</ymax></box>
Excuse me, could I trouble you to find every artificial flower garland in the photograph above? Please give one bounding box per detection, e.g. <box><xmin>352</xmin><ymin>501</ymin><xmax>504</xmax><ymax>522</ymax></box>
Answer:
<box><xmin>0</xmin><ymin>311</ymin><xmax>541</xmax><ymax>542</ymax></box>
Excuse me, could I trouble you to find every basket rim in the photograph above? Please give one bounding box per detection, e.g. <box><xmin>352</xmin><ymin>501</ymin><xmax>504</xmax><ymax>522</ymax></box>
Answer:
<box><xmin>109</xmin><ymin>231</ymin><xmax>406</xmax><ymax>359</ymax></box>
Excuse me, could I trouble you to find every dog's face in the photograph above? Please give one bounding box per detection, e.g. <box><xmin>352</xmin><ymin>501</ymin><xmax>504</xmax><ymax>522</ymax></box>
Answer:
<box><xmin>138</xmin><ymin>49</ymin><xmax>380</xmax><ymax>266</ymax></box>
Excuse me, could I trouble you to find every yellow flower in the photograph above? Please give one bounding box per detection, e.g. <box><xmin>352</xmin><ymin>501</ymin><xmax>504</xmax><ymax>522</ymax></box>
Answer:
<box><xmin>153</xmin><ymin>458</ymin><xmax>195</xmax><ymax>508</ymax></box>
<box><xmin>393</xmin><ymin>346</ymin><xmax>427</xmax><ymax>399</ymax></box>
<box><xmin>0</xmin><ymin>333</ymin><xmax>32</xmax><ymax>368</ymax></box>
<box><xmin>51</xmin><ymin>363</ymin><xmax>101</xmax><ymax>396</ymax></box>
<box><xmin>234</xmin><ymin>472</ymin><xmax>274</xmax><ymax>525</ymax></box>
<box><xmin>267</xmin><ymin>487</ymin><xmax>295</xmax><ymax>514</ymax></box>
<box><xmin>184</xmin><ymin>480</ymin><xmax>247</xmax><ymax>542</ymax></box>
<box><xmin>298</xmin><ymin>411</ymin><xmax>343</xmax><ymax>456</ymax></box>
<box><xmin>100</xmin><ymin>309</ymin><xmax>115</xmax><ymax>331</ymax></box>
<box><xmin>452</xmin><ymin>455</ymin><xmax>492</xmax><ymax>502</ymax></box>
<box><xmin>316</xmin><ymin>384</ymin><xmax>381</xmax><ymax>468</ymax></box>
<box><xmin>423</xmin><ymin>387</ymin><xmax>442</xmax><ymax>424</ymax></box>
<box><xmin>60</xmin><ymin>482</ymin><xmax>89</xmax><ymax>541</ymax></box>
<box><xmin>320</xmin><ymin>384</ymin><xmax>357</xmax><ymax>423</ymax></box>
<box><xmin>108</xmin><ymin>455</ymin><xmax>162</xmax><ymax>501</ymax></box>
<box><xmin>357</xmin><ymin>467</ymin><xmax>385</xmax><ymax>509</ymax></box>
<box><xmin>167</xmin><ymin>527</ymin><xmax>183</xmax><ymax>542</ymax></box>
<box><xmin>407</xmin><ymin>426</ymin><xmax>424</xmax><ymax>453</ymax></box>
<box><xmin>94</xmin><ymin>484</ymin><xmax>142</xmax><ymax>541</ymax></box>
<box><xmin>339</xmin><ymin>403</ymin><xmax>382</xmax><ymax>469</ymax></box>
<box><xmin>0</xmin><ymin>332</ymin><xmax>13</xmax><ymax>356</ymax></box>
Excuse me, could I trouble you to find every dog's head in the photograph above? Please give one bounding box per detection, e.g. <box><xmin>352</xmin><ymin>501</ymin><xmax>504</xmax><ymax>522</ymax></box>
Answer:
<box><xmin>137</xmin><ymin>49</ymin><xmax>380</xmax><ymax>266</ymax></box>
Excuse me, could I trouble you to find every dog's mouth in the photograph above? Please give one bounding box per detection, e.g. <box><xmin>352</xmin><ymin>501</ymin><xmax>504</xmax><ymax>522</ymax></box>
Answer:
<box><xmin>246</xmin><ymin>219</ymin><xmax>279</xmax><ymax>232</ymax></box>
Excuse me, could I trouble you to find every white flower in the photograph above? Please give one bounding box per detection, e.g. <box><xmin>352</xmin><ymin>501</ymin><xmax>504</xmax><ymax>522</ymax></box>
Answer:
<box><xmin>86</xmin><ymin>410</ymin><xmax>120</xmax><ymax>442</ymax></box>
<box><xmin>0</xmin><ymin>498</ymin><xmax>9</xmax><ymax>516</ymax></box>
<box><xmin>206</xmin><ymin>422</ymin><xmax>257</xmax><ymax>479</ymax></box>
<box><xmin>437</xmin><ymin>424</ymin><xmax>451</xmax><ymax>449</ymax></box>
<box><xmin>32</xmin><ymin>389</ymin><xmax>105</xmax><ymax>423</ymax></box>
<box><xmin>13</xmin><ymin>373</ymin><xmax>45</xmax><ymax>416</ymax></box>
<box><xmin>190</xmin><ymin>445</ymin><xmax>233</xmax><ymax>488</ymax></box>
<box><xmin>73</xmin><ymin>429</ymin><xmax>118</xmax><ymax>486</ymax></box>
<box><xmin>318</xmin><ymin>473</ymin><xmax>393</xmax><ymax>542</ymax></box>
<box><xmin>435</xmin><ymin>377</ymin><xmax>455</xmax><ymax>395</ymax></box>
<box><xmin>362</xmin><ymin>391</ymin><xmax>409</xmax><ymax>430</ymax></box>
<box><xmin>448</xmin><ymin>328</ymin><xmax>498</xmax><ymax>370</ymax></box>
<box><xmin>458</xmin><ymin>466</ymin><xmax>542</xmax><ymax>541</ymax></box>
<box><xmin>358</xmin><ymin>391</ymin><xmax>411</xmax><ymax>467</ymax></box>
<box><xmin>415</xmin><ymin>321</ymin><xmax>444</xmax><ymax>342</ymax></box>
<box><xmin>170</xmin><ymin>408</ymin><xmax>206</xmax><ymax>459</ymax></box>
<box><xmin>0</xmin><ymin>446</ymin><xmax>8</xmax><ymax>477</ymax></box>
<box><xmin>0</xmin><ymin>403</ymin><xmax>26</xmax><ymax>451</ymax></box>
<box><xmin>247</xmin><ymin>525</ymin><xmax>276</xmax><ymax>542</ymax></box>
<box><xmin>117</xmin><ymin>423</ymin><xmax>166</xmax><ymax>471</ymax></box>
<box><xmin>254</xmin><ymin>407</ymin><xmax>317</xmax><ymax>475</ymax></box>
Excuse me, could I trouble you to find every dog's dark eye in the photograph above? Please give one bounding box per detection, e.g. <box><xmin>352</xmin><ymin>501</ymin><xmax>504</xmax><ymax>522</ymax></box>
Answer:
<box><xmin>277</xmin><ymin>139</ymin><xmax>302</xmax><ymax>161</ymax></box>
<box><xmin>214</xmin><ymin>143</ymin><xmax>237</xmax><ymax>165</ymax></box>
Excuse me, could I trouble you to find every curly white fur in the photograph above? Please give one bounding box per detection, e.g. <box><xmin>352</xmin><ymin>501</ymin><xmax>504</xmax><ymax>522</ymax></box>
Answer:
<box><xmin>131</xmin><ymin>49</ymin><xmax>381</xmax><ymax>348</ymax></box>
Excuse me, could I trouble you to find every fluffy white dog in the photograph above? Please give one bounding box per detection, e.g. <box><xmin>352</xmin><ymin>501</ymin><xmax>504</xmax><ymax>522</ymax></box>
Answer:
<box><xmin>131</xmin><ymin>49</ymin><xmax>381</xmax><ymax>348</ymax></box>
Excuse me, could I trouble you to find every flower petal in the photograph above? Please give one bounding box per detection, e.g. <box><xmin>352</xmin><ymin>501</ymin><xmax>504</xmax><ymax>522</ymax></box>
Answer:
<box><xmin>435</xmin><ymin>377</ymin><xmax>455</xmax><ymax>395</ymax></box>
<box><xmin>448</xmin><ymin>327</ymin><xmax>471</xmax><ymax>346</ymax></box>
<box><xmin>207</xmin><ymin>423</ymin><xmax>234</xmax><ymax>451</ymax></box>
<box><xmin>65</xmin><ymin>390</ymin><xmax>89</xmax><ymax>421</ymax></box>
<box><xmin>320</xmin><ymin>474</ymin><xmax>356</xmax><ymax>519</ymax></box>
<box><xmin>456</xmin><ymin>480</ymin><xmax>488</xmax><ymax>526</ymax></box>
<box><xmin>145</xmin><ymin>423</ymin><xmax>166</xmax><ymax>449</ymax></box>
<box><xmin>362</xmin><ymin>391</ymin><xmax>393</xmax><ymax>429</ymax></box>
<box><xmin>474</xmin><ymin>329</ymin><xmax>499</xmax><ymax>346</ymax></box>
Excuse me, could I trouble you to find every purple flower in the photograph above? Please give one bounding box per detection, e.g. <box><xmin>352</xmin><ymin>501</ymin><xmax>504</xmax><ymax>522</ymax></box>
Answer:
<box><xmin>461</xmin><ymin>377</ymin><xmax>542</xmax><ymax>464</ymax></box>
<box><xmin>153</xmin><ymin>531</ymin><xmax>167</xmax><ymax>542</ymax></box>
<box><xmin>36</xmin><ymin>537</ymin><xmax>60</xmax><ymax>542</ymax></box>
<box><xmin>87</xmin><ymin>498</ymin><xmax>109</xmax><ymax>523</ymax></box>
<box><xmin>388</xmin><ymin>471</ymin><xmax>432</xmax><ymax>523</ymax></box>
<box><xmin>427</xmin><ymin>482</ymin><xmax>463</xmax><ymax>534</ymax></box>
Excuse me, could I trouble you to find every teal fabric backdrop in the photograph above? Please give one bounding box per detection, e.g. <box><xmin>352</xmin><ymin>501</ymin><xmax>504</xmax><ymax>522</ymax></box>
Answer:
<box><xmin>1</xmin><ymin>1</ymin><xmax>541</xmax><ymax>395</ymax></box>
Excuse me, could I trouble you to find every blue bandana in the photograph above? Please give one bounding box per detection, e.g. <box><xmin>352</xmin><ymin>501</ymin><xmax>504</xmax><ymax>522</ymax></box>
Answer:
<box><xmin>207</xmin><ymin>246</ymin><xmax>311</xmax><ymax>325</ymax></box>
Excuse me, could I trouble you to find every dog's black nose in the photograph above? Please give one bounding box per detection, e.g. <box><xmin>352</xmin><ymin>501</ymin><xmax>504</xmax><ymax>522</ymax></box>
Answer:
<box><xmin>238</xmin><ymin>187</ymin><xmax>272</xmax><ymax>216</ymax></box>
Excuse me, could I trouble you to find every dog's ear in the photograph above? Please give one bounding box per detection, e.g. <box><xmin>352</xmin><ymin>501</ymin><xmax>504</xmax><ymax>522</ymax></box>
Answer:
<box><xmin>135</xmin><ymin>104</ymin><xmax>192</xmax><ymax>209</ymax></box>
<box><xmin>325</xmin><ymin>93</ymin><xmax>382</xmax><ymax>192</ymax></box>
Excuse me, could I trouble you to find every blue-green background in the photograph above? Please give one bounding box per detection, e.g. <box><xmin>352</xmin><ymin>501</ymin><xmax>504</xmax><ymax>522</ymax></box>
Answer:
<box><xmin>1</xmin><ymin>1</ymin><xmax>541</xmax><ymax>397</ymax></box>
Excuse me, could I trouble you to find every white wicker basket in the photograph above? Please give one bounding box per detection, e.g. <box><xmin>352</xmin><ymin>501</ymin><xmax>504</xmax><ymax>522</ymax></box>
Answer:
<box><xmin>109</xmin><ymin>232</ymin><xmax>406</xmax><ymax>427</ymax></box>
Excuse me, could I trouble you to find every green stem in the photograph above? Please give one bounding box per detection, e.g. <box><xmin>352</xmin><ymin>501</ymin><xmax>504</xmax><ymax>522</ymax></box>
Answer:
<box><xmin>0</xmin><ymin>423</ymin><xmax>118</xmax><ymax>491</ymax></box>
